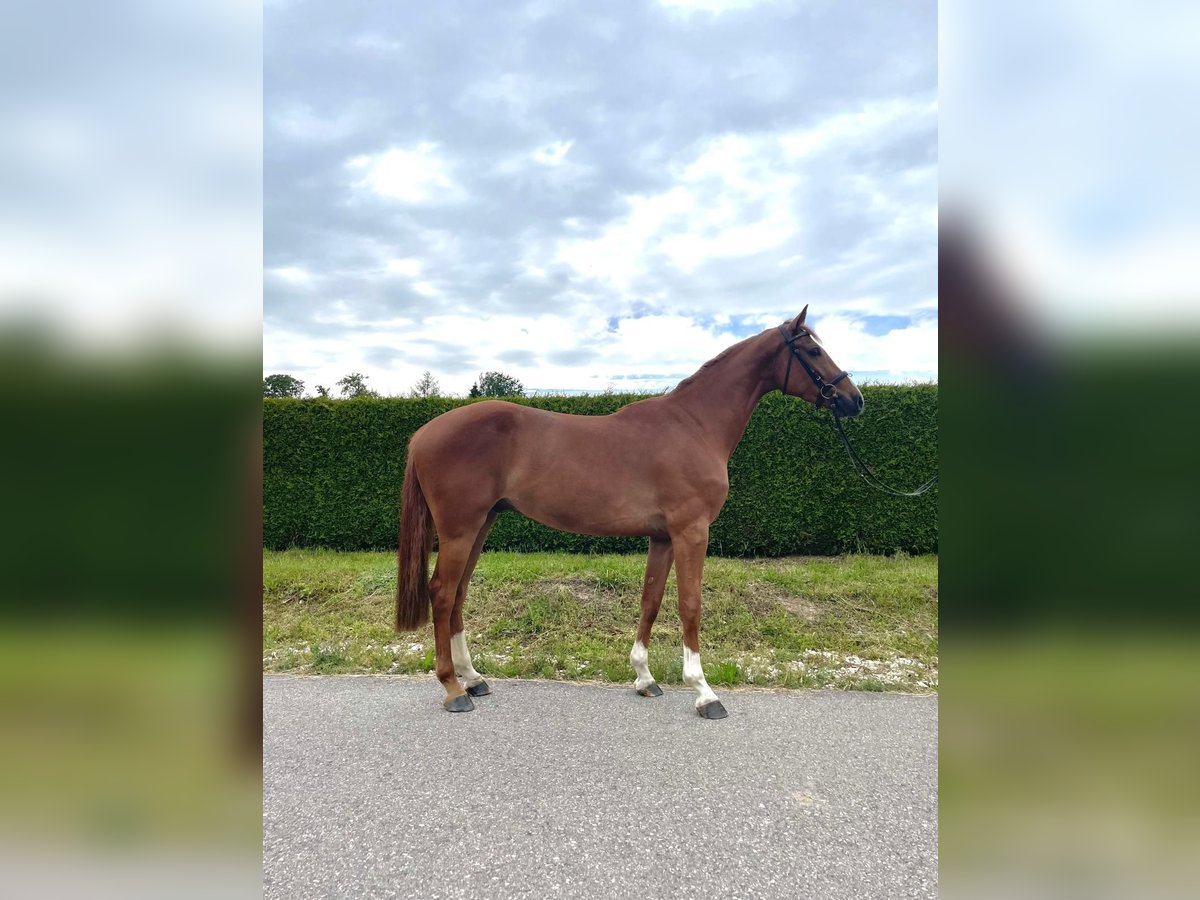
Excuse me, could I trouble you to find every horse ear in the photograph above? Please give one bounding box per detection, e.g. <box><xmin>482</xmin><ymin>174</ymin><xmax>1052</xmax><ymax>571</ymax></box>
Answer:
<box><xmin>789</xmin><ymin>305</ymin><xmax>809</xmax><ymax>331</ymax></box>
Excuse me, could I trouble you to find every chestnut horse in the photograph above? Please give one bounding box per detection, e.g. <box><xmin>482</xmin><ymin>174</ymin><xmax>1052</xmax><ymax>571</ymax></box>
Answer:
<box><xmin>395</xmin><ymin>306</ymin><xmax>864</xmax><ymax>717</ymax></box>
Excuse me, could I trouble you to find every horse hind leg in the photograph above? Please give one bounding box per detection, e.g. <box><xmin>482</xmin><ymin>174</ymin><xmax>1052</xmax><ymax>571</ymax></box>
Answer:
<box><xmin>630</xmin><ymin>537</ymin><xmax>673</xmax><ymax>698</ymax></box>
<box><xmin>429</xmin><ymin>529</ymin><xmax>481</xmax><ymax>712</ymax></box>
<box><xmin>450</xmin><ymin>512</ymin><xmax>496</xmax><ymax>698</ymax></box>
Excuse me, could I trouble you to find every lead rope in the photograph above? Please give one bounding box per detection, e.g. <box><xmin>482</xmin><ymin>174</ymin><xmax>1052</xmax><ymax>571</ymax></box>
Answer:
<box><xmin>829</xmin><ymin>409</ymin><xmax>939</xmax><ymax>497</ymax></box>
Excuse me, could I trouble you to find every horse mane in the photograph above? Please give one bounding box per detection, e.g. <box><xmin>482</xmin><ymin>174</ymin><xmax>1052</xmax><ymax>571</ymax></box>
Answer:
<box><xmin>672</xmin><ymin>331</ymin><xmax>761</xmax><ymax>391</ymax></box>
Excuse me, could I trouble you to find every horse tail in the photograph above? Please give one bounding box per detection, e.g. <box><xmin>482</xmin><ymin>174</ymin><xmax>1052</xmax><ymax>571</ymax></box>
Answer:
<box><xmin>396</xmin><ymin>452</ymin><xmax>432</xmax><ymax>631</ymax></box>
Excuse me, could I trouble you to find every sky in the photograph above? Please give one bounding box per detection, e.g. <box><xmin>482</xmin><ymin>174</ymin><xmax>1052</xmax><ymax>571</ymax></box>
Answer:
<box><xmin>264</xmin><ymin>0</ymin><xmax>937</xmax><ymax>396</ymax></box>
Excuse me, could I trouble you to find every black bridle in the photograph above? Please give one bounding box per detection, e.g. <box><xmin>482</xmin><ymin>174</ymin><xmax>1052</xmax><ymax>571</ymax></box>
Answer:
<box><xmin>778</xmin><ymin>324</ymin><xmax>938</xmax><ymax>498</ymax></box>
<box><xmin>778</xmin><ymin>324</ymin><xmax>850</xmax><ymax>408</ymax></box>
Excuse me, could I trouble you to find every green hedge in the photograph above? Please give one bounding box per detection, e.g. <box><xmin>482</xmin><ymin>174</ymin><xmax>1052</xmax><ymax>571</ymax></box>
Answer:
<box><xmin>263</xmin><ymin>386</ymin><xmax>937</xmax><ymax>556</ymax></box>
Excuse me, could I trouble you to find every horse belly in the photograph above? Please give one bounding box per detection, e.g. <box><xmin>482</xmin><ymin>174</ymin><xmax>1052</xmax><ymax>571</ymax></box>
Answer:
<box><xmin>520</xmin><ymin>501</ymin><xmax>664</xmax><ymax>538</ymax></box>
<box><xmin>506</xmin><ymin>459</ymin><xmax>664</xmax><ymax>538</ymax></box>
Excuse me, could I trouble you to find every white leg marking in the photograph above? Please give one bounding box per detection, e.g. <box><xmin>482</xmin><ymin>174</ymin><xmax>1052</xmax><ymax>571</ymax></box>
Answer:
<box><xmin>683</xmin><ymin>647</ymin><xmax>720</xmax><ymax>710</ymax></box>
<box><xmin>630</xmin><ymin>640</ymin><xmax>656</xmax><ymax>691</ymax></box>
<box><xmin>450</xmin><ymin>631</ymin><xmax>484</xmax><ymax>687</ymax></box>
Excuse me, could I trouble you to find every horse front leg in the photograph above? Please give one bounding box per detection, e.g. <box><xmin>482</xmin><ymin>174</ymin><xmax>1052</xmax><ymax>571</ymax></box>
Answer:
<box><xmin>671</xmin><ymin>521</ymin><xmax>726</xmax><ymax>719</ymax></box>
<box><xmin>630</xmin><ymin>537</ymin><xmax>673</xmax><ymax>697</ymax></box>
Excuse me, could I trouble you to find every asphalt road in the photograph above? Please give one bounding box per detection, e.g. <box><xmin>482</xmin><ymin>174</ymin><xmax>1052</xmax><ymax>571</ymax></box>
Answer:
<box><xmin>264</xmin><ymin>675</ymin><xmax>937</xmax><ymax>900</ymax></box>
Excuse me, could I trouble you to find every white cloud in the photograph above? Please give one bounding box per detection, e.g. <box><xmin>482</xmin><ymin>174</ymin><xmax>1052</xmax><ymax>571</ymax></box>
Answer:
<box><xmin>532</xmin><ymin>139</ymin><xmax>574</xmax><ymax>166</ymax></box>
<box><xmin>555</xmin><ymin>131</ymin><xmax>801</xmax><ymax>288</ymax></box>
<box><xmin>268</xmin><ymin>265</ymin><xmax>313</xmax><ymax>285</ymax></box>
<box><xmin>556</xmin><ymin>187</ymin><xmax>694</xmax><ymax>289</ymax></box>
<box><xmin>347</xmin><ymin>143</ymin><xmax>464</xmax><ymax>204</ymax></box>
<box><xmin>602</xmin><ymin>314</ymin><xmax>740</xmax><ymax>375</ymax></box>
<box><xmin>266</xmin><ymin>312</ymin><xmax>604</xmax><ymax>396</ymax></box>
<box><xmin>780</xmin><ymin>97</ymin><xmax>936</xmax><ymax>158</ymax></box>
<box><xmin>262</xmin><ymin>309</ymin><xmax>936</xmax><ymax>399</ymax></box>
<box><xmin>385</xmin><ymin>258</ymin><xmax>423</xmax><ymax>278</ymax></box>
<box><xmin>455</xmin><ymin>73</ymin><xmax>585</xmax><ymax>126</ymax></box>
<box><xmin>554</xmin><ymin>98</ymin><xmax>934</xmax><ymax>295</ymax></box>
<box><xmin>272</xmin><ymin>102</ymin><xmax>367</xmax><ymax>142</ymax></box>
<box><xmin>265</xmin><ymin>1</ymin><xmax>936</xmax><ymax>388</ymax></box>
<box><xmin>812</xmin><ymin>314</ymin><xmax>939</xmax><ymax>381</ymax></box>
<box><xmin>491</xmin><ymin>138</ymin><xmax>592</xmax><ymax>192</ymax></box>
<box><xmin>350</xmin><ymin>32</ymin><xmax>403</xmax><ymax>54</ymax></box>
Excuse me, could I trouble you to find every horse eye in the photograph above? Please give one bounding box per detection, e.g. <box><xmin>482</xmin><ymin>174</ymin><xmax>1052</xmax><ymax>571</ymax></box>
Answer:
<box><xmin>808</xmin><ymin>348</ymin><xmax>821</xmax><ymax>357</ymax></box>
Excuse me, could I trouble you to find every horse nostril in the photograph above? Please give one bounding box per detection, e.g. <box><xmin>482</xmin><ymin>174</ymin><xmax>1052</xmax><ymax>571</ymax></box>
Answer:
<box><xmin>856</xmin><ymin>395</ymin><xmax>865</xmax><ymax>411</ymax></box>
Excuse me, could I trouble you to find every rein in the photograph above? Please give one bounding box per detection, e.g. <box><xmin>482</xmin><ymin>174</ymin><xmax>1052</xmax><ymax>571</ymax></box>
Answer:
<box><xmin>778</xmin><ymin>324</ymin><xmax>939</xmax><ymax>498</ymax></box>
<box><xmin>829</xmin><ymin>411</ymin><xmax>939</xmax><ymax>497</ymax></box>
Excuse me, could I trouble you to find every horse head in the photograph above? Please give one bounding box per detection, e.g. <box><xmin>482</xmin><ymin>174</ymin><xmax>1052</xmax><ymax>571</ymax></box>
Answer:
<box><xmin>777</xmin><ymin>305</ymin><xmax>865</xmax><ymax>418</ymax></box>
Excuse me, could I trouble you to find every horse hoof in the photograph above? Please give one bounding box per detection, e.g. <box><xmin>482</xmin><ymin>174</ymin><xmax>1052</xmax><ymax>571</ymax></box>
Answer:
<box><xmin>636</xmin><ymin>683</ymin><xmax>663</xmax><ymax>697</ymax></box>
<box><xmin>697</xmin><ymin>700</ymin><xmax>727</xmax><ymax>720</ymax></box>
<box><xmin>443</xmin><ymin>694</ymin><xmax>475</xmax><ymax>713</ymax></box>
<box><xmin>466</xmin><ymin>680</ymin><xmax>491</xmax><ymax>697</ymax></box>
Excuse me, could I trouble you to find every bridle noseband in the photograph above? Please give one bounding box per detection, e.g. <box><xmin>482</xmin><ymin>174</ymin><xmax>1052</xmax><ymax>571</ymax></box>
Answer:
<box><xmin>778</xmin><ymin>324</ymin><xmax>850</xmax><ymax>407</ymax></box>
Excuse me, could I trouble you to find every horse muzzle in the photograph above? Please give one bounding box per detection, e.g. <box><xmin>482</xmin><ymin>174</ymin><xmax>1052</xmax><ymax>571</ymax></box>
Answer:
<box><xmin>833</xmin><ymin>390</ymin><xmax>865</xmax><ymax>418</ymax></box>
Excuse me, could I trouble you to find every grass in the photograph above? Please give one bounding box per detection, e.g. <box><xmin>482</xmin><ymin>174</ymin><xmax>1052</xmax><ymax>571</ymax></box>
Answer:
<box><xmin>264</xmin><ymin>550</ymin><xmax>938</xmax><ymax>692</ymax></box>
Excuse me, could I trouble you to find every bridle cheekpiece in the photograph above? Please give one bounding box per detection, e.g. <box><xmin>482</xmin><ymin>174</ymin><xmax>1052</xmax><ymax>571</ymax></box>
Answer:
<box><xmin>778</xmin><ymin>324</ymin><xmax>850</xmax><ymax>408</ymax></box>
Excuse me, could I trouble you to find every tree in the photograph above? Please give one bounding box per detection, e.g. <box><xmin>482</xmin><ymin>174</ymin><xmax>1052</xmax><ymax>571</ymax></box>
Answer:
<box><xmin>314</xmin><ymin>384</ymin><xmax>330</xmax><ymax>398</ymax></box>
<box><xmin>337</xmin><ymin>372</ymin><xmax>378</xmax><ymax>398</ymax></box>
<box><xmin>409</xmin><ymin>370</ymin><xmax>441</xmax><ymax>398</ymax></box>
<box><xmin>473</xmin><ymin>371</ymin><xmax>524</xmax><ymax>397</ymax></box>
<box><xmin>263</xmin><ymin>373</ymin><xmax>305</xmax><ymax>398</ymax></box>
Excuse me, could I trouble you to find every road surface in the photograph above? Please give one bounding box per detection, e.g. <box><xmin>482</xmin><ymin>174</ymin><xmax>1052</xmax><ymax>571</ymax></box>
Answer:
<box><xmin>264</xmin><ymin>675</ymin><xmax>936</xmax><ymax>899</ymax></box>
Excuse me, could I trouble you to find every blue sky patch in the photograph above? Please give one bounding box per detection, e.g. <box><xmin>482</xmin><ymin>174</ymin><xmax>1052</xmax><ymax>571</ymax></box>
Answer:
<box><xmin>856</xmin><ymin>315</ymin><xmax>914</xmax><ymax>336</ymax></box>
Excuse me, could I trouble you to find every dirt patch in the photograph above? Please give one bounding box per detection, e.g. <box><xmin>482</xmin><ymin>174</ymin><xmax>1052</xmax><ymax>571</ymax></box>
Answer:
<box><xmin>777</xmin><ymin>595</ymin><xmax>822</xmax><ymax>622</ymax></box>
<box><xmin>535</xmin><ymin>577</ymin><xmax>620</xmax><ymax>610</ymax></box>
<box><xmin>737</xmin><ymin>556</ymin><xmax>828</xmax><ymax>569</ymax></box>
<box><xmin>746</xmin><ymin>581</ymin><xmax>822</xmax><ymax>621</ymax></box>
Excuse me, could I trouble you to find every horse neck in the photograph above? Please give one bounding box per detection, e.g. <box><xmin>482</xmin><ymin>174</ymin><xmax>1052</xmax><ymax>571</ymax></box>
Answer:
<box><xmin>665</xmin><ymin>332</ymin><xmax>777</xmax><ymax>459</ymax></box>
